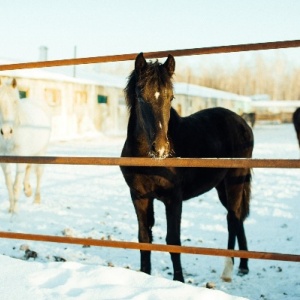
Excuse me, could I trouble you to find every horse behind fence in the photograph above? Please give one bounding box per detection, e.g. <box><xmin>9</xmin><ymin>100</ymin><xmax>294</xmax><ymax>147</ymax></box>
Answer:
<box><xmin>293</xmin><ymin>108</ymin><xmax>300</xmax><ymax>149</ymax></box>
<box><xmin>0</xmin><ymin>78</ymin><xmax>51</xmax><ymax>213</ymax></box>
<box><xmin>120</xmin><ymin>53</ymin><xmax>254</xmax><ymax>283</ymax></box>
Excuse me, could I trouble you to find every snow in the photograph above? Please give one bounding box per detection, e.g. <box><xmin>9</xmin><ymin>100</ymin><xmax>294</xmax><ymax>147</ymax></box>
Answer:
<box><xmin>0</xmin><ymin>123</ymin><xmax>299</xmax><ymax>300</ymax></box>
<box><xmin>174</xmin><ymin>82</ymin><xmax>251</xmax><ymax>102</ymax></box>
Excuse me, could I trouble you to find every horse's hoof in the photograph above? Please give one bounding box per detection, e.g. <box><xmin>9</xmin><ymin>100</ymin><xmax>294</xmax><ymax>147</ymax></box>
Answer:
<box><xmin>237</xmin><ymin>268</ymin><xmax>249</xmax><ymax>276</ymax></box>
<box><xmin>8</xmin><ymin>206</ymin><xmax>18</xmax><ymax>214</ymax></box>
<box><xmin>24</xmin><ymin>188</ymin><xmax>32</xmax><ymax>197</ymax></box>
<box><xmin>221</xmin><ymin>275</ymin><xmax>232</xmax><ymax>282</ymax></box>
<box><xmin>206</xmin><ymin>282</ymin><xmax>216</xmax><ymax>289</ymax></box>
<box><xmin>173</xmin><ymin>271</ymin><xmax>184</xmax><ymax>282</ymax></box>
<box><xmin>34</xmin><ymin>194</ymin><xmax>41</xmax><ymax>204</ymax></box>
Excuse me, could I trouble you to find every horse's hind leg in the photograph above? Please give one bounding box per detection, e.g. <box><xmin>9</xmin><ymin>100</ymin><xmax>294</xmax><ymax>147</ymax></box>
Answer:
<box><xmin>217</xmin><ymin>169</ymin><xmax>251</xmax><ymax>282</ymax></box>
<box><xmin>23</xmin><ymin>164</ymin><xmax>33</xmax><ymax>197</ymax></box>
<box><xmin>236</xmin><ymin>175</ymin><xmax>251</xmax><ymax>276</ymax></box>
<box><xmin>132</xmin><ymin>196</ymin><xmax>154</xmax><ymax>275</ymax></box>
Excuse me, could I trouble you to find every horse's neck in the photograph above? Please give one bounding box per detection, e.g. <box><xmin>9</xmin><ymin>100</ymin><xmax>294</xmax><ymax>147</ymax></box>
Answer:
<box><xmin>14</xmin><ymin>102</ymin><xmax>23</xmax><ymax>125</ymax></box>
<box><xmin>168</xmin><ymin>108</ymin><xmax>181</xmax><ymax>136</ymax></box>
<box><xmin>126</xmin><ymin>106</ymin><xmax>181</xmax><ymax>148</ymax></box>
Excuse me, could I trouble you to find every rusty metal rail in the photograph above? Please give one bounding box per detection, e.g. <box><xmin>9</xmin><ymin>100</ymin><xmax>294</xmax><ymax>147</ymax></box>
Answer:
<box><xmin>0</xmin><ymin>40</ymin><xmax>299</xmax><ymax>71</ymax></box>
<box><xmin>0</xmin><ymin>156</ymin><xmax>300</xmax><ymax>168</ymax></box>
<box><xmin>0</xmin><ymin>231</ymin><xmax>299</xmax><ymax>262</ymax></box>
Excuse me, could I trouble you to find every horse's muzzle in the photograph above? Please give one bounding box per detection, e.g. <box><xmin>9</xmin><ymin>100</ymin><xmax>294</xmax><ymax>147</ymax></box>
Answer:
<box><xmin>150</xmin><ymin>140</ymin><xmax>170</xmax><ymax>159</ymax></box>
<box><xmin>0</xmin><ymin>127</ymin><xmax>13</xmax><ymax>139</ymax></box>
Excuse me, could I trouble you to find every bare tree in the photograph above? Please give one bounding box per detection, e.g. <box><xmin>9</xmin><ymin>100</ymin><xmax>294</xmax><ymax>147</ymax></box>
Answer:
<box><xmin>178</xmin><ymin>53</ymin><xmax>300</xmax><ymax>100</ymax></box>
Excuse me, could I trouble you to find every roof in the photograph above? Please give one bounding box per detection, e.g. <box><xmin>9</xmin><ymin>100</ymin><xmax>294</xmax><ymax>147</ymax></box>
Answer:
<box><xmin>0</xmin><ymin>58</ymin><xmax>126</xmax><ymax>87</ymax></box>
<box><xmin>174</xmin><ymin>82</ymin><xmax>252</xmax><ymax>102</ymax></box>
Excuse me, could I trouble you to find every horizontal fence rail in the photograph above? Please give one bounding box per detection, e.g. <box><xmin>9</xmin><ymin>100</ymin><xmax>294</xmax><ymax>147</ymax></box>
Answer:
<box><xmin>0</xmin><ymin>231</ymin><xmax>299</xmax><ymax>262</ymax></box>
<box><xmin>1</xmin><ymin>156</ymin><xmax>300</xmax><ymax>168</ymax></box>
<box><xmin>0</xmin><ymin>40</ymin><xmax>300</xmax><ymax>71</ymax></box>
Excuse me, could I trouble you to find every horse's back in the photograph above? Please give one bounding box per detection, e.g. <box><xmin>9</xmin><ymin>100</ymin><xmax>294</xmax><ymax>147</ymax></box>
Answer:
<box><xmin>171</xmin><ymin>107</ymin><xmax>254</xmax><ymax>159</ymax></box>
<box><xmin>169</xmin><ymin>107</ymin><xmax>253</xmax><ymax>200</ymax></box>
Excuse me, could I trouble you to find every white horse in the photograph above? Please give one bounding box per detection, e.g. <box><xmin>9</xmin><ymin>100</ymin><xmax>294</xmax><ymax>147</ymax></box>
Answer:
<box><xmin>0</xmin><ymin>78</ymin><xmax>51</xmax><ymax>213</ymax></box>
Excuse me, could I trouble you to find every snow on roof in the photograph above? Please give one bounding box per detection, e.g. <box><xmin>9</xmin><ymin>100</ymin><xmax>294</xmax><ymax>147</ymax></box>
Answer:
<box><xmin>252</xmin><ymin>100</ymin><xmax>300</xmax><ymax>108</ymax></box>
<box><xmin>72</xmin><ymin>68</ymin><xmax>126</xmax><ymax>88</ymax></box>
<box><xmin>174</xmin><ymin>82</ymin><xmax>252</xmax><ymax>102</ymax></box>
<box><xmin>0</xmin><ymin>58</ymin><xmax>126</xmax><ymax>88</ymax></box>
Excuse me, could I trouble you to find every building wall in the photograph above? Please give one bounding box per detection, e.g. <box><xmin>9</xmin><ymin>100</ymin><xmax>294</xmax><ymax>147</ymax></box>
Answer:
<box><xmin>0</xmin><ymin>75</ymin><xmax>127</xmax><ymax>140</ymax></box>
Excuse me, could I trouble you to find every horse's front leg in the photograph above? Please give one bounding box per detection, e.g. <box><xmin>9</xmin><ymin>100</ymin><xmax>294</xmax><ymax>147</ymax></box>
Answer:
<box><xmin>1</xmin><ymin>163</ymin><xmax>14</xmax><ymax>213</ymax></box>
<box><xmin>165</xmin><ymin>198</ymin><xmax>184</xmax><ymax>282</ymax></box>
<box><xmin>33</xmin><ymin>164</ymin><xmax>44</xmax><ymax>203</ymax></box>
<box><xmin>132</xmin><ymin>196</ymin><xmax>154</xmax><ymax>275</ymax></box>
<box><xmin>23</xmin><ymin>164</ymin><xmax>33</xmax><ymax>197</ymax></box>
<box><xmin>13</xmin><ymin>163</ymin><xmax>27</xmax><ymax>212</ymax></box>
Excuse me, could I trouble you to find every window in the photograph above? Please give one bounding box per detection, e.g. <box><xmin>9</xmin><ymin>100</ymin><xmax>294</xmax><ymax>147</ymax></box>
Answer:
<box><xmin>19</xmin><ymin>90</ymin><xmax>27</xmax><ymax>99</ymax></box>
<box><xmin>45</xmin><ymin>88</ymin><xmax>61</xmax><ymax>107</ymax></box>
<box><xmin>97</xmin><ymin>95</ymin><xmax>108</xmax><ymax>104</ymax></box>
<box><xmin>45</xmin><ymin>88</ymin><xmax>62</xmax><ymax>115</ymax></box>
<box><xmin>74</xmin><ymin>91</ymin><xmax>87</xmax><ymax>105</ymax></box>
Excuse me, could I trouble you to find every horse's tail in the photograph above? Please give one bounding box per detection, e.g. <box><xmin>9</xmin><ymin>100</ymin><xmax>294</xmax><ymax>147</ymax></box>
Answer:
<box><xmin>241</xmin><ymin>169</ymin><xmax>252</xmax><ymax>221</ymax></box>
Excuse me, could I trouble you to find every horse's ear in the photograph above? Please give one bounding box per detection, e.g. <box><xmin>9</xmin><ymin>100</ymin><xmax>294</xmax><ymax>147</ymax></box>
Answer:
<box><xmin>163</xmin><ymin>54</ymin><xmax>175</xmax><ymax>77</ymax></box>
<box><xmin>12</xmin><ymin>78</ymin><xmax>17</xmax><ymax>88</ymax></box>
<box><xmin>135</xmin><ymin>52</ymin><xmax>147</xmax><ymax>75</ymax></box>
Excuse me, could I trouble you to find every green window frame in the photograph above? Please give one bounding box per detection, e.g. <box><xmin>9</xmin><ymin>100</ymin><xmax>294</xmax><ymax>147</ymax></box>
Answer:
<box><xmin>97</xmin><ymin>95</ymin><xmax>108</xmax><ymax>104</ymax></box>
<box><xmin>19</xmin><ymin>90</ymin><xmax>27</xmax><ymax>99</ymax></box>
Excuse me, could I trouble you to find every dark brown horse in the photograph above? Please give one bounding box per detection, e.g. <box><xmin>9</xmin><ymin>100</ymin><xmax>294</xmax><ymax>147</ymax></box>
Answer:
<box><xmin>293</xmin><ymin>108</ymin><xmax>300</xmax><ymax>148</ymax></box>
<box><xmin>120</xmin><ymin>53</ymin><xmax>254</xmax><ymax>282</ymax></box>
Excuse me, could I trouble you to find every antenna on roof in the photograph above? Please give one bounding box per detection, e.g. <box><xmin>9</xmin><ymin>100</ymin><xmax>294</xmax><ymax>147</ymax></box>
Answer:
<box><xmin>73</xmin><ymin>46</ymin><xmax>77</xmax><ymax>78</ymax></box>
<box><xmin>39</xmin><ymin>46</ymin><xmax>48</xmax><ymax>61</ymax></box>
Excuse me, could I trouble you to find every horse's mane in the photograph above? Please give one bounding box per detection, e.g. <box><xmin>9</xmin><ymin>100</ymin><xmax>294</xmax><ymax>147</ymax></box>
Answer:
<box><xmin>124</xmin><ymin>60</ymin><xmax>173</xmax><ymax>110</ymax></box>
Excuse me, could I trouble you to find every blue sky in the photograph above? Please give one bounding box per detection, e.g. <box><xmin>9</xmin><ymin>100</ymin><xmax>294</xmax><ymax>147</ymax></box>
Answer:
<box><xmin>0</xmin><ymin>0</ymin><xmax>299</xmax><ymax>64</ymax></box>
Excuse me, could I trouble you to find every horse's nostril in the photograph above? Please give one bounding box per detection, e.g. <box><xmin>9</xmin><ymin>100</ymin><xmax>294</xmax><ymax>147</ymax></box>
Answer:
<box><xmin>0</xmin><ymin>128</ymin><xmax>13</xmax><ymax>136</ymax></box>
<box><xmin>151</xmin><ymin>142</ymin><xmax>156</xmax><ymax>152</ymax></box>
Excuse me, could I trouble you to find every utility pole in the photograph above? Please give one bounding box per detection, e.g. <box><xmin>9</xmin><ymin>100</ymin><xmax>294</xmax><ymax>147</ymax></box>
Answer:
<box><xmin>73</xmin><ymin>46</ymin><xmax>77</xmax><ymax>77</ymax></box>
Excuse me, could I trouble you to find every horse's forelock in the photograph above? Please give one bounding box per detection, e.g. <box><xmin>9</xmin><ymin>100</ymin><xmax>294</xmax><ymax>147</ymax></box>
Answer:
<box><xmin>124</xmin><ymin>60</ymin><xmax>173</xmax><ymax>109</ymax></box>
<box><xmin>141</xmin><ymin>60</ymin><xmax>173</xmax><ymax>87</ymax></box>
<box><xmin>0</xmin><ymin>83</ymin><xmax>20</xmax><ymax>123</ymax></box>
<box><xmin>1</xmin><ymin>83</ymin><xmax>19</xmax><ymax>100</ymax></box>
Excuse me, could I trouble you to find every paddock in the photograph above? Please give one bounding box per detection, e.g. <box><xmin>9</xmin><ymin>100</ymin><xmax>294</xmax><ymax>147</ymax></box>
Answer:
<box><xmin>0</xmin><ymin>40</ymin><xmax>300</xmax><ymax>299</ymax></box>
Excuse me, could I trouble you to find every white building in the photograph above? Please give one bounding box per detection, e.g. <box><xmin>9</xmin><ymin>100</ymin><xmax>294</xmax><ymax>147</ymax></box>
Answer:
<box><xmin>0</xmin><ymin>61</ymin><xmax>127</xmax><ymax>140</ymax></box>
<box><xmin>1</xmin><ymin>58</ymin><xmax>259</xmax><ymax>140</ymax></box>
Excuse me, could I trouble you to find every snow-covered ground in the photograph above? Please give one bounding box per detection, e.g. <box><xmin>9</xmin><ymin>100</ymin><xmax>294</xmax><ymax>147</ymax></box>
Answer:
<box><xmin>0</xmin><ymin>123</ymin><xmax>299</xmax><ymax>300</ymax></box>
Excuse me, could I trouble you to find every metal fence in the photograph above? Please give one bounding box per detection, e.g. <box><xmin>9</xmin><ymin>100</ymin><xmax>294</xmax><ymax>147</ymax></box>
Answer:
<box><xmin>1</xmin><ymin>39</ymin><xmax>300</xmax><ymax>263</ymax></box>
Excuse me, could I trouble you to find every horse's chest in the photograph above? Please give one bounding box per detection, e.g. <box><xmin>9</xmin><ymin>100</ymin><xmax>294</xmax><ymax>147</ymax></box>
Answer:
<box><xmin>122</xmin><ymin>167</ymin><xmax>179</xmax><ymax>199</ymax></box>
